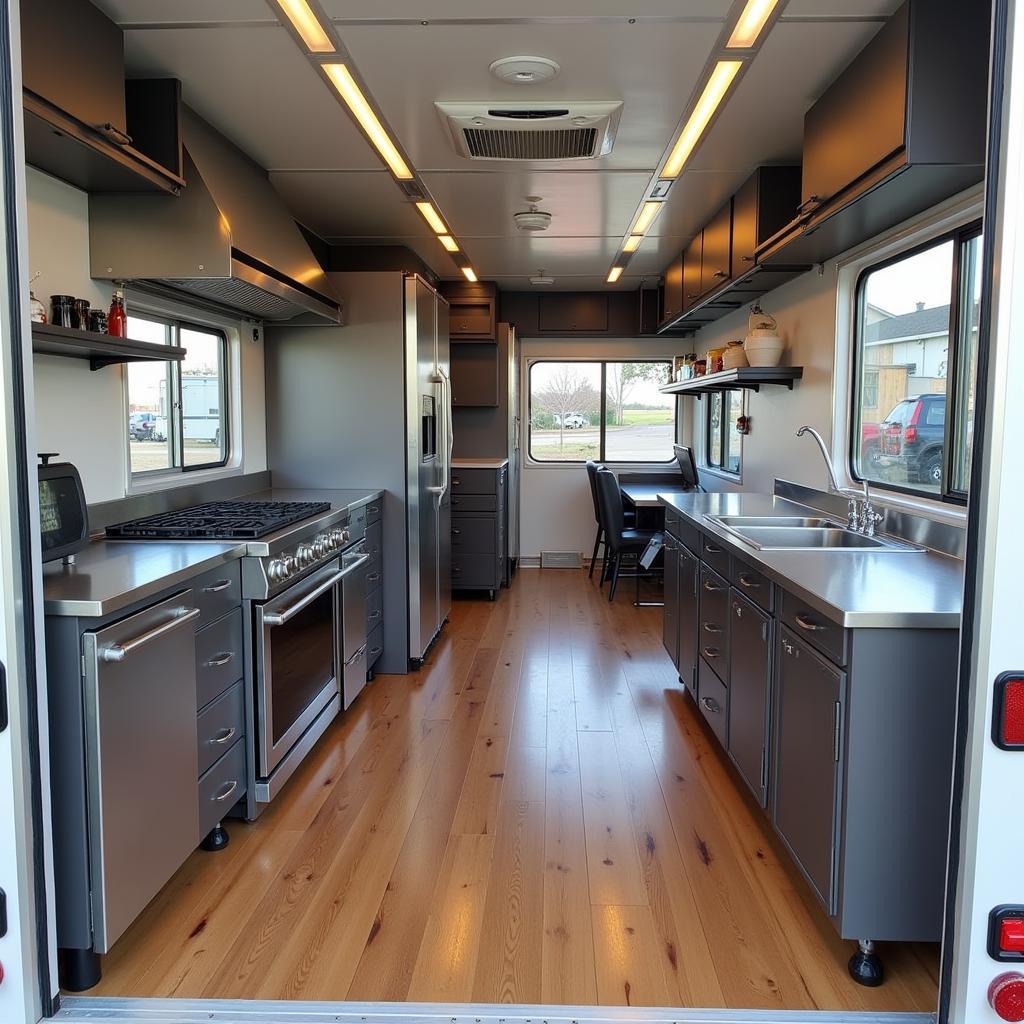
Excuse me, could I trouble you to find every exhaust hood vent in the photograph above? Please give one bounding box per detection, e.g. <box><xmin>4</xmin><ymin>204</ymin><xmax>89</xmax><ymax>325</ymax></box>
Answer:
<box><xmin>89</xmin><ymin>107</ymin><xmax>341</xmax><ymax>324</ymax></box>
<box><xmin>437</xmin><ymin>101</ymin><xmax>622</xmax><ymax>161</ymax></box>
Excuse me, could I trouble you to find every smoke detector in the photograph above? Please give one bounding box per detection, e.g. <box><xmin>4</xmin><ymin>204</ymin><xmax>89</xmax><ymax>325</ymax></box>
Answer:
<box><xmin>489</xmin><ymin>56</ymin><xmax>560</xmax><ymax>84</ymax></box>
<box><xmin>514</xmin><ymin>197</ymin><xmax>553</xmax><ymax>232</ymax></box>
<box><xmin>529</xmin><ymin>269</ymin><xmax>556</xmax><ymax>286</ymax></box>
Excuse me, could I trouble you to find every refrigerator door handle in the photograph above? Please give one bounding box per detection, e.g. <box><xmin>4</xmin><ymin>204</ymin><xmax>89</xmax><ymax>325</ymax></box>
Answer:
<box><xmin>437</xmin><ymin>366</ymin><xmax>453</xmax><ymax>503</ymax></box>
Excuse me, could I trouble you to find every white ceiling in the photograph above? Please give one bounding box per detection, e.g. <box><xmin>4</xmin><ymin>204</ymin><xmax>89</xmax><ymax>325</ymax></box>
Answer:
<box><xmin>94</xmin><ymin>0</ymin><xmax>901</xmax><ymax>290</ymax></box>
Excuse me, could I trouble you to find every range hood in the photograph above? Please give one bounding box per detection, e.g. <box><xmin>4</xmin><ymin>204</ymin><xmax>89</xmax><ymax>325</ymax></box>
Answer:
<box><xmin>89</xmin><ymin>107</ymin><xmax>341</xmax><ymax>324</ymax></box>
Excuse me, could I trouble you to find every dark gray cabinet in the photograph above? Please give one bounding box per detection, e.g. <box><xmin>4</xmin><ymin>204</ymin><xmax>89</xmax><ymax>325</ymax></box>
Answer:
<box><xmin>451</xmin><ymin>343</ymin><xmax>499</xmax><ymax>407</ymax></box>
<box><xmin>728</xmin><ymin>592</ymin><xmax>771</xmax><ymax>807</ymax></box>
<box><xmin>538</xmin><ymin>293</ymin><xmax>609</xmax><ymax>333</ymax></box>
<box><xmin>442</xmin><ymin>281</ymin><xmax>498</xmax><ymax>342</ymax></box>
<box><xmin>773</xmin><ymin>628</ymin><xmax>843</xmax><ymax>912</ymax></box>
<box><xmin>365</xmin><ymin>499</ymin><xmax>384</xmax><ymax>674</ymax></box>
<box><xmin>451</xmin><ymin>465</ymin><xmax>507</xmax><ymax>598</ymax></box>
<box><xmin>662</xmin><ymin>536</ymin><xmax>680</xmax><ymax>666</ymax></box>
<box><xmin>677</xmin><ymin>545</ymin><xmax>700</xmax><ymax>698</ymax></box>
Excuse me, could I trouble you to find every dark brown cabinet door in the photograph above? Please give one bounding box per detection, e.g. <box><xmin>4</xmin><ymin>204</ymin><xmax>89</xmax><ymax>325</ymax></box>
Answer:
<box><xmin>728</xmin><ymin>592</ymin><xmax>771</xmax><ymax>806</ymax></box>
<box><xmin>700</xmin><ymin>200</ymin><xmax>733</xmax><ymax>296</ymax></box>
<box><xmin>663</xmin><ymin>251</ymin><xmax>684</xmax><ymax>321</ymax></box>
<box><xmin>801</xmin><ymin>3</ymin><xmax>909</xmax><ymax>213</ymax></box>
<box><xmin>682</xmin><ymin>234</ymin><xmax>703</xmax><ymax>313</ymax></box>
<box><xmin>451</xmin><ymin>344</ymin><xmax>499</xmax><ymax>406</ymax></box>
<box><xmin>773</xmin><ymin>628</ymin><xmax>843</xmax><ymax>913</ymax></box>
<box><xmin>537</xmin><ymin>294</ymin><xmax>609</xmax><ymax>332</ymax></box>
<box><xmin>730</xmin><ymin>173</ymin><xmax>760</xmax><ymax>281</ymax></box>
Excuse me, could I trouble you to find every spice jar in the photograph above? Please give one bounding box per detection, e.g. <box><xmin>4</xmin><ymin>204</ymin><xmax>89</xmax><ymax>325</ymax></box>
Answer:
<box><xmin>706</xmin><ymin>346</ymin><xmax>727</xmax><ymax>373</ymax></box>
<box><xmin>693</xmin><ymin>359</ymin><xmax>707</xmax><ymax>377</ymax></box>
<box><xmin>88</xmin><ymin>309</ymin><xmax>108</xmax><ymax>333</ymax></box>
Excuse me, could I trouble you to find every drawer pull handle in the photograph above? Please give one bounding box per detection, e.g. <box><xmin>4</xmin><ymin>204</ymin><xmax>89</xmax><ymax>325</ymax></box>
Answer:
<box><xmin>98</xmin><ymin>606</ymin><xmax>200</xmax><ymax>663</ymax></box>
<box><xmin>213</xmin><ymin>780</ymin><xmax>239</xmax><ymax>803</ymax></box>
<box><xmin>202</xmin><ymin>579</ymin><xmax>233</xmax><ymax>594</ymax></box>
<box><xmin>795</xmin><ymin>613</ymin><xmax>826</xmax><ymax>633</ymax></box>
<box><xmin>368</xmin><ymin>505</ymin><xmax>381</xmax><ymax>514</ymax></box>
<box><xmin>204</xmin><ymin>651</ymin><xmax>235</xmax><ymax>668</ymax></box>
<box><xmin>703</xmin><ymin>580</ymin><xmax>726</xmax><ymax>593</ymax></box>
<box><xmin>700</xmin><ymin>696</ymin><xmax>721</xmax><ymax>714</ymax></box>
<box><xmin>209</xmin><ymin>727</ymin><xmax>237</xmax><ymax>746</ymax></box>
<box><xmin>740</xmin><ymin>254</ymin><xmax>755</xmax><ymax>263</ymax></box>
<box><xmin>703</xmin><ymin>622</ymin><xmax>723</xmax><ymax>634</ymax></box>
<box><xmin>452</xmin><ymin>528</ymin><xmax>462</xmax><ymax>535</ymax></box>
<box><xmin>367</xmin><ymin>572</ymin><xmax>381</xmax><ymax>583</ymax></box>
<box><xmin>704</xmin><ymin>543</ymin><xmax>723</xmax><ymax>554</ymax></box>
<box><xmin>370</xmin><ymin>646</ymin><xmax>383</xmax><ymax>657</ymax></box>
<box><xmin>713</xmin><ymin>270</ymin><xmax>729</xmax><ymax>278</ymax></box>
<box><xmin>738</xmin><ymin>573</ymin><xmax>761</xmax><ymax>589</ymax></box>
<box><xmin>702</xmin><ymin>646</ymin><xmax>721</xmax><ymax>659</ymax></box>
<box><xmin>368</xmin><ymin>610</ymin><xmax>382</xmax><ymax>621</ymax></box>
<box><xmin>453</xmin><ymin>477</ymin><xmax>461</xmax><ymax>485</ymax></box>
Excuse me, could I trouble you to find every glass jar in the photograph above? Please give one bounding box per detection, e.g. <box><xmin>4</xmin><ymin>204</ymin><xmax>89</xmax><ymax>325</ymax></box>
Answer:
<box><xmin>50</xmin><ymin>295</ymin><xmax>76</xmax><ymax>328</ymax></box>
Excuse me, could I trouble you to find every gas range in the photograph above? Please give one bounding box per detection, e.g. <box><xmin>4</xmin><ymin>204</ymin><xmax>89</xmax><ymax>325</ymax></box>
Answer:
<box><xmin>106</xmin><ymin>499</ymin><xmax>362</xmax><ymax>599</ymax></box>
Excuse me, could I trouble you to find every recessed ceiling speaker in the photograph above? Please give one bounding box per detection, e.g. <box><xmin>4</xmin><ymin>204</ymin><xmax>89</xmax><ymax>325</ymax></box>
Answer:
<box><xmin>489</xmin><ymin>56</ymin><xmax>561</xmax><ymax>84</ymax></box>
<box><xmin>514</xmin><ymin>197</ymin><xmax>553</xmax><ymax>232</ymax></box>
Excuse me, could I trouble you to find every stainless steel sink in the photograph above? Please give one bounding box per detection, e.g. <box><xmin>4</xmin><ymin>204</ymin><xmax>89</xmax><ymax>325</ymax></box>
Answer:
<box><xmin>705</xmin><ymin>517</ymin><xmax>923</xmax><ymax>552</ymax></box>
<box><xmin>711</xmin><ymin>515</ymin><xmax>843</xmax><ymax>530</ymax></box>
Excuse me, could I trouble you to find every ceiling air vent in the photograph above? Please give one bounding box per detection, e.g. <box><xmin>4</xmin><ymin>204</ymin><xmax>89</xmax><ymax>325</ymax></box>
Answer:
<box><xmin>436</xmin><ymin>101</ymin><xmax>622</xmax><ymax>162</ymax></box>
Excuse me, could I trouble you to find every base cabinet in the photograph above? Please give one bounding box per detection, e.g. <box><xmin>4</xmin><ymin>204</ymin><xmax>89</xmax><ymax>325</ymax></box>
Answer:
<box><xmin>451</xmin><ymin>464</ymin><xmax>507</xmax><ymax>598</ymax></box>
<box><xmin>773</xmin><ymin>628</ymin><xmax>843</xmax><ymax>912</ymax></box>
<box><xmin>662</xmin><ymin>535</ymin><xmax>680</xmax><ymax>664</ymax></box>
<box><xmin>677</xmin><ymin>545</ymin><xmax>699</xmax><ymax>696</ymax></box>
<box><xmin>727</xmin><ymin>591</ymin><xmax>771</xmax><ymax>807</ymax></box>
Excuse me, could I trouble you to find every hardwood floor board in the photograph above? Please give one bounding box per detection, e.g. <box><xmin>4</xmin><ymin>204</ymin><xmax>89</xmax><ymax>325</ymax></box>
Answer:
<box><xmin>510</xmin><ymin>651</ymin><xmax>550</xmax><ymax>749</ymax></box>
<box><xmin>591</xmin><ymin>903</ymin><xmax>681</xmax><ymax>1008</ymax></box>
<box><xmin>407</xmin><ymin>834</ymin><xmax>496</xmax><ymax>1002</ymax></box>
<box><xmin>452</xmin><ymin>733</ymin><xmax>510</xmax><ymax>836</ymax></box>
<box><xmin>472</xmin><ymin>800</ymin><xmax>545</xmax><ymax>1003</ymax></box>
<box><xmin>503</xmin><ymin>743</ymin><xmax>547</xmax><ymax>804</ymax></box>
<box><xmin>577</xmin><ymin>731</ymin><xmax>647</xmax><ymax>907</ymax></box>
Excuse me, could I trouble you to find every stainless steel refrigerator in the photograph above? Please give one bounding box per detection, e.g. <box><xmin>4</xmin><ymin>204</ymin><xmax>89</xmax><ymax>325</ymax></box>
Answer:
<box><xmin>405</xmin><ymin>275</ymin><xmax>452</xmax><ymax>664</ymax></box>
<box><xmin>265</xmin><ymin>271</ymin><xmax>451</xmax><ymax>673</ymax></box>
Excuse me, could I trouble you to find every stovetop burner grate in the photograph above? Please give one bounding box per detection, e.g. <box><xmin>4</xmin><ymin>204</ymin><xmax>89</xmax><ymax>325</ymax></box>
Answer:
<box><xmin>106</xmin><ymin>500</ymin><xmax>332</xmax><ymax>541</ymax></box>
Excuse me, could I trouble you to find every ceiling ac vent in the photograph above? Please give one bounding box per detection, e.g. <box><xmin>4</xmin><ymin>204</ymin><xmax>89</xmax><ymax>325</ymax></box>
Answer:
<box><xmin>436</xmin><ymin>101</ymin><xmax>622</xmax><ymax>161</ymax></box>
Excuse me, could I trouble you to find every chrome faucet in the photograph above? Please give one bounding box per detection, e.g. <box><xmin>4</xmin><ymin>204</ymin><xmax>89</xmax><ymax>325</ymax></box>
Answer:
<box><xmin>796</xmin><ymin>425</ymin><xmax>883</xmax><ymax>536</ymax></box>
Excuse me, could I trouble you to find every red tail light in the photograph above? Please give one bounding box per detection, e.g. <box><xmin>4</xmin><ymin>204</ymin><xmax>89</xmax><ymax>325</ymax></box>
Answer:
<box><xmin>904</xmin><ymin>425</ymin><xmax>918</xmax><ymax>444</ymax></box>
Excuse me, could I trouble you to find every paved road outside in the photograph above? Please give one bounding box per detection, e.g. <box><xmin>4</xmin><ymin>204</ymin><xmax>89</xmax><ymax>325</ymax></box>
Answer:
<box><xmin>531</xmin><ymin>423</ymin><xmax>674</xmax><ymax>461</ymax></box>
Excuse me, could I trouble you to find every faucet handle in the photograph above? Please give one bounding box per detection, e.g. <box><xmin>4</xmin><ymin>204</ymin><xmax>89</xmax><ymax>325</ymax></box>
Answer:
<box><xmin>863</xmin><ymin>504</ymin><xmax>884</xmax><ymax>537</ymax></box>
<box><xmin>847</xmin><ymin>498</ymin><xmax>861</xmax><ymax>531</ymax></box>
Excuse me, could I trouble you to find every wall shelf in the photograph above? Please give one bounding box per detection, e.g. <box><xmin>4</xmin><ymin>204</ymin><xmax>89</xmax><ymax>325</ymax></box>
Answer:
<box><xmin>660</xmin><ymin>366</ymin><xmax>803</xmax><ymax>397</ymax></box>
<box><xmin>31</xmin><ymin>323</ymin><xmax>187</xmax><ymax>370</ymax></box>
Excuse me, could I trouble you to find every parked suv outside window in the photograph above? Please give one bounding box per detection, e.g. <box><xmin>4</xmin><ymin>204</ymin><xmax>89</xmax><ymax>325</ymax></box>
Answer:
<box><xmin>876</xmin><ymin>394</ymin><xmax>946</xmax><ymax>488</ymax></box>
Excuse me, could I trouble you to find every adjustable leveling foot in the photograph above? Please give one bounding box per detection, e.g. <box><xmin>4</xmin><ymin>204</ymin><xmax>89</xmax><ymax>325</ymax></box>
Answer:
<box><xmin>848</xmin><ymin>938</ymin><xmax>884</xmax><ymax>986</ymax></box>
<box><xmin>200</xmin><ymin>822</ymin><xmax>230</xmax><ymax>852</ymax></box>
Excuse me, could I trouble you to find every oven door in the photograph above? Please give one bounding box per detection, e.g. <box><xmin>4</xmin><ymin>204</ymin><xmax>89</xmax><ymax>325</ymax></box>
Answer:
<box><xmin>255</xmin><ymin>558</ymin><xmax>343</xmax><ymax>777</ymax></box>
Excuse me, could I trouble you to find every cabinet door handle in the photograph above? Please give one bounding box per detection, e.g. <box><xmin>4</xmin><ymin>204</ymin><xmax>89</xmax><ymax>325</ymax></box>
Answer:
<box><xmin>700</xmin><ymin>696</ymin><xmax>721</xmax><ymax>714</ymax></box>
<box><xmin>202</xmin><ymin>579</ymin><xmax>233</xmax><ymax>594</ymax></box>
<box><xmin>368</xmin><ymin>505</ymin><xmax>381</xmax><ymax>514</ymax></box>
<box><xmin>370</xmin><ymin>646</ymin><xmax>383</xmax><ymax>657</ymax></box>
<box><xmin>740</xmin><ymin>254</ymin><xmax>755</xmax><ymax>263</ymax></box>
<box><xmin>97</xmin><ymin>122</ymin><xmax>133</xmax><ymax>146</ymax></box>
<box><xmin>702</xmin><ymin>646</ymin><xmax>721</xmax><ymax>659</ymax></box>
<box><xmin>797</xmin><ymin>194</ymin><xmax>824</xmax><ymax>215</ymax></box>
<box><xmin>452</xmin><ymin>528</ymin><xmax>462</xmax><ymax>535</ymax></box>
<box><xmin>213</xmin><ymin>780</ymin><xmax>239</xmax><ymax>803</ymax></box>
<box><xmin>703</xmin><ymin>579</ymin><xmax>726</xmax><ymax>593</ymax></box>
<box><xmin>703</xmin><ymin>622</ymin><xmax>723</xmax><ymax>634</ymax></box>
<box><xmin>713</xmin><ymin>270</ymin><xmax>729</xmax><ymax>278</ymax></box>
<box><xmin>704</xmin><ymin>543</ymin><xmax>722</xmax><ymax>554</ymax></box>
<box><xmin>368</xmin><ymin>609</ymin><xmax>382</xmax><ymax>622</ymax></box>
<box><xmin>204</xmin><ymin>651</ymin><xmax>235</xmax><ymax>668</ymax></box>
<box><xmin>452</xmin><ymin>477</ymin><xmax>462</xmax><ymax>485</ymax></box>
<box><xmin>367</xmin><ymin>572</ymin><xmax>381</xmax><ymax>584</ymax></box>
<box><xmin>738</xmin><ymin>573</ymin><xmax>761</xmax><ymax>590</ymax></box>
<box><xmin>209</xmin><ymin>726</ymin><xmax>237</xmax><ymax>746</ymax></box>
<box><xmin>98</xmin><ymin>606</ymin><xmax>200</xmax><ymax>663</ymax></box>
<box><xmin>795</xmin><ymin>613</ymin><xmax>826</xmax><ymax>633</ymax></box>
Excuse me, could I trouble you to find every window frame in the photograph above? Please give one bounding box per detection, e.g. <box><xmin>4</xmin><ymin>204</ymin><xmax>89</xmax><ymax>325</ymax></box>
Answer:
<box><xmin>703</xmin><ymin>388</ymin><xmax>744</xmax><ymax>480</ymax></box>
<box><xmin>125</xmin><ymin>314</ymin><xmax>231</xmax><ymax>481</ymax></box>
<box><xmin>526</xmin><ymin>357</ymin><xmax>676</xmax><ymax>465</ymax></box>
<box><xmin>848</xmin><ymin>219</ymin><xmax>983</xmax><ymax>506</ymax></box>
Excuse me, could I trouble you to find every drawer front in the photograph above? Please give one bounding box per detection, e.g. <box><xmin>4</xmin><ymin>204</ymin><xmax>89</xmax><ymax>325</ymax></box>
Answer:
<box><xmin>366</xmin><ymin>497</ymin><xmax>383</xmax><ymax>525</ymax></box>
<box><xmin>730</xmin><ymin>556</ymin><xmax>774</xmax><ymax>612</ymax></box>
<box><xmin>366</xmin><ymin>519</ymin><xmax>382</xmax><ymax>567</ymax></box>
<box><xmin>367</xmin><ymin>623</ymin><xmax>384</xmax><ymax>669</ymax></box>
<box><xmin>198</xmin><ymin>736</ymin><xmax>245</xmax><ymax>839</ymax></box>
<box><xmin>699</xmin><ymin>565</ymin><xmax>730</xmax><ymax>678</ymax></box>
<box><xmin>190</xmin><ymin>562</ymin><xmax>242</xmax><ymax>625</ymax></box>
<box><xmin>195</xmin><ymin>607</ymin><xmax>244</xmax><ymax>709</ymax></box>
<box><xmin>451</xmin><ymin>494</ymin><xmax>497</xmax><ymax>513</ymax></box>
<box><xmin>452</xmin><ymin>515</ymin><xmax>497</xmax><ymax>554</ymax></box>
<box><xmin>196</xmin><ymin>682</ymin><xmax>244</xmax><ymax>777</ymax></box>
<box><xmin>364</xmin><ymin>562</ymin><xmax>383</xmax><ymax>595</ymax></box>
<box><xmin>452</xmin><ymin>553</ymin><xmax>499</xmax><ymax>590</ymax></box>
<box><xmin>451</xmin><ymin>468</ymin><xmax>497</xmax><ymax>495</ymax></box>
<box><xmin>701</xmin><ymin>533</ymin><xmax>731</xmax><ymax>577</ymax></box>
<box><xmin>781</xmin><ymin>591</ymin><xmax>847</xmax><ymax>666</ymax></box>
<box><xmin>366</xmin><ymin>585</ymin><xmax>383</xmax><ymax>634</ymax></box>
<box><xmin>349</xmin><ymin>506</ymin><xmax>367</xmax><ymax>542</ymax></box>
<box><xmin>697</xmin><ymin>658</ymin><xmax>729</xmax><ymax>747</ymax></box>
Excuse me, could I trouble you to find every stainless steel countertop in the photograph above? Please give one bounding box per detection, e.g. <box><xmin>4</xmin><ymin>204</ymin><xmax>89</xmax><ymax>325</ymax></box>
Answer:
<box><xmin>42</xmin><ymin>541</ymin><xmax>246</xmax><ymax>618</ymax></box>
<box><xmin>451</xmin><ymin>459</ymin><xmax>510</xmax><ymax>469</ymax></box>
<box><xmin>43</xmin><ymin>487</ymin><xmax>383</xmax><ymax>617</ymax></box>
<box><xmin>659</xmin><ymin>491</ymin><xmax>965</xmax><ymax>629</ymax></box>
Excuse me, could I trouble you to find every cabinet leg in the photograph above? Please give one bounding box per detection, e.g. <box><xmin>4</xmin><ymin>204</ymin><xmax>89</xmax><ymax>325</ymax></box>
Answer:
<box><xmin>409</xmin><ymin>657</ymin><xmax>423</xmax><ymax>671</ymax></box>
<box><xmin>848</xmin><ymin>938</ymin><xmax>884</xmax><ymax>986</ymax></box>
<box><xmin>200</xmin><ymin>822</ymin><xmax>230</xmax><ymax>852</ymax></box>
<box><xmin>59</xmin><ymin>947</ymin><xmax>102</xmax><ymax>992</ymax></box>
<box><xmin>488</xmin><ymin>589</ymin><xmax>496</xmax><ymax>601</ymax></box>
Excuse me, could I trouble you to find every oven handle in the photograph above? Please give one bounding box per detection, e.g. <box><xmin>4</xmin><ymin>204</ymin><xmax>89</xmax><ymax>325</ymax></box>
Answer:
<box><xmin>339</xmin><ymin>551</ymin><xmax>370</xmax><ymax>579</ymax></box>
<box><xmin>263</xmin><ymin>570</ymin><xmax>345</xmax><ymax>627</ymax></box>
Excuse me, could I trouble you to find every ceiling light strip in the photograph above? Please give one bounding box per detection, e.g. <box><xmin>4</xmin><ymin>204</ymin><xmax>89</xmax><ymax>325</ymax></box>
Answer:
<box><xmin>272</xmin><ymin>0</ymin><xmax>335</xmax><ymax>53</ymax></box>
<box><xmin>727</xmin><ymin>0</ymin><xmax>780</xmax><ymax>49</ymax></box>
<box><xmin>623</xmin><ymin>235</ymin><xmax>643</xmax><ymax>253</ymax></box>
<box><xmin>662</xmin><ymin>59</ymin><xmax>742</xmax><ymax>179</ymax></box>
<box><xmin>462</xmin><ymin>267</ymin><xmax>479</xmax><ymax>283</ymax></box>
<box><xmin>633</xmin><ymin>201</ymin><xmax>664</xmax><ymax>235</ymax></box>
<box><xmin>438</xmin><ymin>235</ymin><xmax>459</xmax><ymax>253</ymax></box>
<box><xmin>416</xmin><ymin>202</ymin><xmax>449</xmax><ymax>234</ymax></box>
<box><xmin>607</xmin><ymin>267</ymin><xmax>623</xmax><ymax>284</ymax></box>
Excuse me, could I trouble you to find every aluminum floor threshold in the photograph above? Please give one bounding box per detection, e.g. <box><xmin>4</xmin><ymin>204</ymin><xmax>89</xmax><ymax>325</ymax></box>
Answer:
<box><xmin>54</xmin><ymin>997</ymin><xmax>936</xmax><ymax>1024</ymax></box>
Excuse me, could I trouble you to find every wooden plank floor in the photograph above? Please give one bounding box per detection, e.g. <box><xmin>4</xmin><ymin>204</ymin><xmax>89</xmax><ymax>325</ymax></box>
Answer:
<box><xmin>91</xmin><ymin>569</ymin><xmax>939</xmax><ymax>1011</ymax></box>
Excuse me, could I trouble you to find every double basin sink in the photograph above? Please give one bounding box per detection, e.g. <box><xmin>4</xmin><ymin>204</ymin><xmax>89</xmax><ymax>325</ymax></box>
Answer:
<box><xmin>705</xmin><ymin>515</ymin><xmax>923</xmax><ymax>552</ymax></box>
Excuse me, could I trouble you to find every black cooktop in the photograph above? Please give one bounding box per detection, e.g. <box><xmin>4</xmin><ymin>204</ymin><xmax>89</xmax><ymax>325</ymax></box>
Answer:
<box><xmin>106</xmin><ymin>500</ymin><xmax>332</xmax><ymax>541</ymax></box>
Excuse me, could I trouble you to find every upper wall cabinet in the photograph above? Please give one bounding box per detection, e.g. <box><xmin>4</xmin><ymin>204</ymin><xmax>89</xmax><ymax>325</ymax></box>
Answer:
<box><xmin>663</xmin><ymin>252</ymin><xmax>685</xmax><ymax>323</ymax></box>
<box><xmin>538</xmin><ymin>293</ymin><xmax>609</xmax><ymax>333</ymax></box>
<box><xmin>758</xmin><ymin>0</ymin><xmax>990</xmax><ymax>267</ymax></box>
<box><xmin>442</xmin><ymin>281</ymin><xmax>498</xmax><ymax>342</ymax></box>
<box><xmin>659</xmin><ymin>166</ymin><xmax>803</xmax><ymax>333</ymax></box>
<box><xmin>20</xmin><ymin>0</ymin><xmax>184</xmax><ymax>195</ymax></box>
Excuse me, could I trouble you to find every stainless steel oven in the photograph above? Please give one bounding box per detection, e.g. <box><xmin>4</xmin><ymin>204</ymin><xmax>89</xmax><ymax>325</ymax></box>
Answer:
<box><xmin>254</xmin><ymin>558</ymin><xmax>344</xmax><ymax>778</ymax></box>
